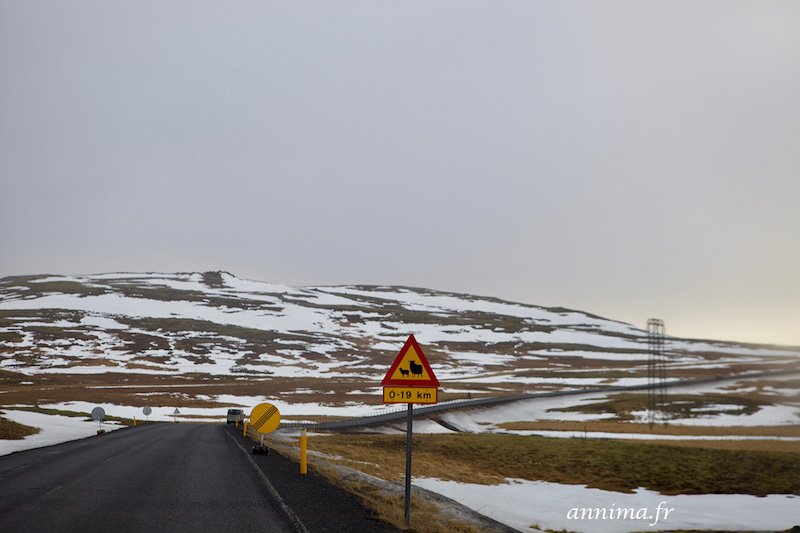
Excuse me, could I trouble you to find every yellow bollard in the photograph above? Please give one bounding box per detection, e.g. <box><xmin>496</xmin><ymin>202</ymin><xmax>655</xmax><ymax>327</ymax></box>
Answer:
<box><xmin>243</xmin><ymin>421</ymin><xmax>247</xmax><ymax>437</ymax></box>
<box><xmin>133</xmin><ymin>416</ymin><xmax>136</xmax><ymax>426</ymax></box>
<box><xmin>300</xmin><ymin>429</ymin><xmax>307</xmax><ymax>474</ymax></box>
<box><xmin>236</xmin><ymin>419</ymin><xmax>239</xmax><ymax>428</ymax></box>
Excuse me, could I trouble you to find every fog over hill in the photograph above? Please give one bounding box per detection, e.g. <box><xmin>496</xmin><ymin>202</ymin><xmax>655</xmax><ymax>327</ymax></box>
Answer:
<box><xmin>1</xmin><ymin>272</ymin><xmax>797</xmax><ymax>390</ymax></box>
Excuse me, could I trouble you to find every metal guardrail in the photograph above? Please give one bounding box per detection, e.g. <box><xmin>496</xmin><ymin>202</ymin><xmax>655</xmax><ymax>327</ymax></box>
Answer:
<box><xmin>280</xmin><ymin>389</ymin><xmax>609</xmax><ymax>431</ymax></box>
<box><xmin>278</xmin><ymin>368</ymin><xmax>800</xmax><ymax>432</ymax></box>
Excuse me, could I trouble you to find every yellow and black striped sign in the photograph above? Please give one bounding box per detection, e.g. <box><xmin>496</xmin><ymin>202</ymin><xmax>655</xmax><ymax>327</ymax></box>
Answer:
<box><xmin>249</xmin><ymin>403</ymin><xmax>281</xmax><ymax>434</ymax></box>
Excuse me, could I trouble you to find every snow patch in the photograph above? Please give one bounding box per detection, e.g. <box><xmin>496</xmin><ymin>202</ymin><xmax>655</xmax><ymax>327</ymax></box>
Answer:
<box><xmin>414</xmin><ymin>477</ymin><xmax>799</xmax><ymax>533</ymax></box>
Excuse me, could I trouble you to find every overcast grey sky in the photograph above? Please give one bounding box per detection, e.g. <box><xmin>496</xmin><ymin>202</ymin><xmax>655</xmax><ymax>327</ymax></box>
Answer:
<box><xmin>2</xmin><ymin>1</ymin><xmax>799</xmax><ymax>346</ymax></box>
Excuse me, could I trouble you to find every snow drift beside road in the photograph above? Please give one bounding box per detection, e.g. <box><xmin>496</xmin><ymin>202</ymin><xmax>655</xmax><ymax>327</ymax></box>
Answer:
<box><xmin>0</xmin><ymin>409</ymin><xmax>123</xmax><ymax>455</ymax></box>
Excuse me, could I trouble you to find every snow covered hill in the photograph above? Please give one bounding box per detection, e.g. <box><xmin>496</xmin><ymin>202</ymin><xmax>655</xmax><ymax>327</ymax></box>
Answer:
<box><xmin>1</xmin><ymin>271</ymin><xmax>797</xmax><ymax>390</ymax></box>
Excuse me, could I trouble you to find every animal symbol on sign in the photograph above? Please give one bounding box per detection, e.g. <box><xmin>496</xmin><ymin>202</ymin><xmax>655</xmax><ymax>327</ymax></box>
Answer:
<box><xmin>409</xmin><ymin>360</ymin><xmax>423</xmax><ymax>378</ymax></box>
<box><xmin>399</xmin><ymin>368</ymin><xmax>409</xmax><ymax>377</ymax></box>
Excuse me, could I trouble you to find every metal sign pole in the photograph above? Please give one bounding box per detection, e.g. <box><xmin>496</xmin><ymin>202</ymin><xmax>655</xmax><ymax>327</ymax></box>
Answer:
<box><xmin>404</xmin><ymin>402</ymin><xmax>413</xmax><ymax>526</ymax></box>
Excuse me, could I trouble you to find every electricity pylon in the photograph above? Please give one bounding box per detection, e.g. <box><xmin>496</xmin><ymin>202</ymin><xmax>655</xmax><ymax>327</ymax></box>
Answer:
<box><xmin>646</xmin><ymin>318</ymin><xmax>668</xmax><ymax>428</ymax></box>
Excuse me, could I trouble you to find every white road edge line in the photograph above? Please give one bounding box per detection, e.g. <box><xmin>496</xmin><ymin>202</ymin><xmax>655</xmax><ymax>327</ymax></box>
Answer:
<box><xmin>225</xmin><ymin>431</ymin><xmax>310</xmax><ymax>533</ymax></box>
<box><xmin>42</xmin><ymin>486</ymin><xmax>62</xmax><ymax>498</ymax></box>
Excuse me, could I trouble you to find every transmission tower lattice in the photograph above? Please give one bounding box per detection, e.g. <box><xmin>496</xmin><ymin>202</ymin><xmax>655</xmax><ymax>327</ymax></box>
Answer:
<box><xmin>646</xmin><ymin>318</ymin><xmax>668</xmax><ymax>428</ymax></box>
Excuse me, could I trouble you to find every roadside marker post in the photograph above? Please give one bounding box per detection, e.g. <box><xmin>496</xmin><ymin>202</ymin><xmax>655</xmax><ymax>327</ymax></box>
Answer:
<box><xmin>381</xmin><ymin>334</ymin><xmax>439</xmax><ymax>526</ymax></box>
<box><xmin>300</xmin><ymin>429</ymin><xmax>307</xmax><ymax>475</ymax></box>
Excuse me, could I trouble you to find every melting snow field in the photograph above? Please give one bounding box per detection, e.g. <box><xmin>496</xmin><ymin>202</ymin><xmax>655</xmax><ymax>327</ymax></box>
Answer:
<box><xmin>415</xmin><ymin>478</ymin><xmax>799</xmax><ymax>533</ymax></box>
<box><xmin>2</xmin><ymin>384</ymin><xmax>799</xmax><ymax>532</ymax></box>
<box><xmin>0</xmin><ymin>409</ymin><xmax>125</xmax><ymax>455</ymax></box>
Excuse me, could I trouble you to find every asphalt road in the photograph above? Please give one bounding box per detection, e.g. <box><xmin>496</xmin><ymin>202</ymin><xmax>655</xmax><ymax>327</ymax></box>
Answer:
<box><xmin>0</xmin><ymin>423</ymin><xmax>399</xmax><ymax>533</ymax></box>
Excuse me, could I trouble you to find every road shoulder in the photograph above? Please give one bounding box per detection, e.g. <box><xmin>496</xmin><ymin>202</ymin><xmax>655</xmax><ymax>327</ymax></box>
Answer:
<box><xmin>224</xmin><ymin>425</ymin><xmax>400</xmax><ymax>533</ymax></box>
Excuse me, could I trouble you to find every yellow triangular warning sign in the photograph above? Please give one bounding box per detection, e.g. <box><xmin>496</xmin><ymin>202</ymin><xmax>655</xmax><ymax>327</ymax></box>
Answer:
<box><xmin>381</xmin><ymin>334</ymin><xmax>439</xmax><ymax>387</ymax></box>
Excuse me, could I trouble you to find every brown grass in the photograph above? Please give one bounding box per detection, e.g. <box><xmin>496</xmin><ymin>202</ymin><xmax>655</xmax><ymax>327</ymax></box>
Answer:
<box><xmin>314</xmin><ymin>465</ymin><xmax>484</xmax><ymax>533</ymax></box>
<box><xmin>0</xmin><ymin>416</ymin><xmax>40</xmax><ymax>439</ymax></box>
<box><xmin>276</xmin><ymin>432</ymin><xmax>800</xmax><ymax>496</ymax></box>
<box><xmin>627</xmin><ymin>438</ymin><xmax>800</xmax><ymax>453</ymax></box>
<box><xmin>0</xmin><ymin>372</ymin><xmax>391</xmax><ymax>409</ymax></box>
<box><xmin>498</xmin><ymin>419</ymin><xmax>800</xmax><ymax>437</ymax></box>
<box><xmin>498</xmin><ymin>420</ymin><xmax>800</xmax><ymax>453</ymax></box>
<box><xmin>255</xmin><ymin>428</ymin><xmax>800</xmax><ymax>533</ymax></box>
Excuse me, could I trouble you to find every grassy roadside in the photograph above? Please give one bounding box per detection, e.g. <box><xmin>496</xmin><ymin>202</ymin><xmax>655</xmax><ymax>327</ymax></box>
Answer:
<box><xmin>255</xmin><ymin>429</ymin><xmax>800</xmax><ymax>532</ymax></box>
<box><xmin>258</xmin><ymin>432</ymin><xmax>489</xmax><ymax>533</ymax></box>
<box><xmin>279</xmin><ymin>432</ymin><xmax>800</xmax><ymax>496</ymax></box>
